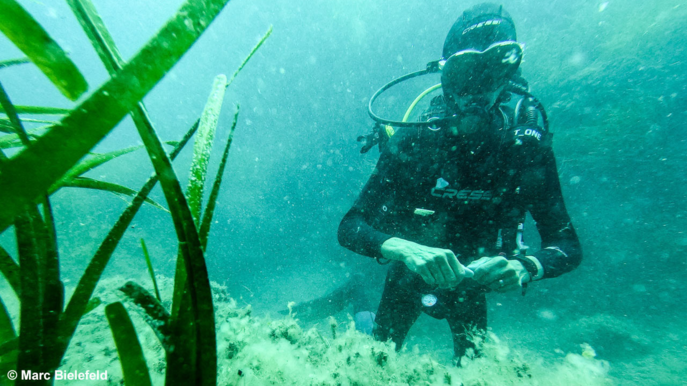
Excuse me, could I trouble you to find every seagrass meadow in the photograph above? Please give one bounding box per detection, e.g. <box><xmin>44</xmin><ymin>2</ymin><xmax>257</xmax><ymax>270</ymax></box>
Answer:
<box><xmin>0</xmin><ymin>0</ymin><xmax>685</xmax><ymax>385</ymax></box>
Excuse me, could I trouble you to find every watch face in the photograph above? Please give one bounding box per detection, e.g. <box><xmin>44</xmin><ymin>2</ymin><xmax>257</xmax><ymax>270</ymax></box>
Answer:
<box><xmin>421</xmin><ymin>294</ymin><xmax>438</xmax><ymax>307</ymax></box>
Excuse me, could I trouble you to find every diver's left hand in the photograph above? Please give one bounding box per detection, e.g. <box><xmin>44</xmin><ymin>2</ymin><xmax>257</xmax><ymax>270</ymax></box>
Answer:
<box><xmin>467</xmin><ymin>256</ymin><xmax>530</xmax><ymax>293</ymax></box>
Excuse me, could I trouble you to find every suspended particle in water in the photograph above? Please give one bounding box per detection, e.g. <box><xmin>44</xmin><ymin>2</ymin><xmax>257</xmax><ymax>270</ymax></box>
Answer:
<box><xmin>568</xmin><ymin>51</ymin><xmax>587</xmax><ymax>67</ymax></box>
<box><xmin>599</xmin><ymin>2</ymin><xmax>609</xmax><ymax>12</ymax></box>
<box><xmin>569</xmin><ymin>176</ymin><xmax>581</xmax><ymax>185</ymax></box>
<box><xmin>536</xmin><ymin>309</ymin><xmax>558</xmax><ymax>321</ymax></box>
<box><xmin>581</xmin><ymin>343</ymin><xmax>597</xmax><ymax>359</ymax></box>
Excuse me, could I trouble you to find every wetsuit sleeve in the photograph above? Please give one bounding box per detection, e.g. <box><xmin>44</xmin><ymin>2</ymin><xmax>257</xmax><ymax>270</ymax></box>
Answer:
<box><xmin>338</xmin><ymin>146</ymin><xmax>397</xmax><ymax>259</ymax></box>
<box><xmin>525</xmin><ymin>148</ymin><xmax>583</xmax><ymax>279</ymax></box>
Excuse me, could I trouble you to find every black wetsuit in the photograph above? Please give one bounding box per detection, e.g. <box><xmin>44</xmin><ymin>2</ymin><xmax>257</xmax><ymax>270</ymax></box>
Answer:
<box><xmin>338</xmin><ymin>98</ymin><xmax>581</xmax><ymax>358</ymax></box>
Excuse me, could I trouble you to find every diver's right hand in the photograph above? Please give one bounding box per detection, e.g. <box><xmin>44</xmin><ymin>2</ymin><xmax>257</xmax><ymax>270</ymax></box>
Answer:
<box><xmin>381</xmin><ymin>237</ymin><xmax>470</xmax><ymax>289</ymax></box>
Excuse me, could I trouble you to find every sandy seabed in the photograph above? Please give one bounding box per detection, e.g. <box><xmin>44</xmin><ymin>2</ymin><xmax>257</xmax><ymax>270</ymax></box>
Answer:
<box><xmin>0</xmin><ymin>274</ymin><xmax>618</xmax><ymax>385</ymax></box>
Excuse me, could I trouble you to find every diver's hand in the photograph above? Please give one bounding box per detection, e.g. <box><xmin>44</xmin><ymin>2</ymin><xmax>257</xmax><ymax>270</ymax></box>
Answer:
<box><xmin>468</xmin><ymin>256</ymin><xmax>530</xmax><ymax>293</ymax></box>
<box><xmin>381</xmin><ymin>237</ymin><xmax>470</xmax><ymax>289</ymax></box>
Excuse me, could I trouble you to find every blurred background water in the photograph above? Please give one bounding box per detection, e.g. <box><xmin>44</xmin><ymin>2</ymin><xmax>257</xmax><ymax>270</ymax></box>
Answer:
<box><xmin>1</xmin><ymin>0</ymin><xmax>685</xmax><ymax>384</ymax></box>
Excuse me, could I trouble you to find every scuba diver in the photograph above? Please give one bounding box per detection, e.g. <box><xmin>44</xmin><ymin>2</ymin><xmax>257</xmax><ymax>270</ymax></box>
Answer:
<box><xmin>335</xmin><ymin>3</ymin><xmax>583</xmax><ymax>361</ymax></box>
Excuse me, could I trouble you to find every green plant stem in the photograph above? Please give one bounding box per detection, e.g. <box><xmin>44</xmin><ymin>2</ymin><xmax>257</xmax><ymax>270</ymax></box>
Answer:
<box><xmin>192</xmin><ymin>25</ymin><xmax>269</xmax><ymax>247</ymax></box>
<box><xmin>14</xmin><ymin>212</ymin><xmax>44</xmax><ymax>383</ymax></box>
<box><xmin>0</xmin><ymin>105</ymin><xmax>70</xmax><ymax>115</ymax></box>
<box><xmin>188</xmin><ymin>74</ymin><xmax>227</xmax><ymax>223</ymax></box>
<box><xmin>63</xmin><ymin>177</ymin><xmax>168</xmax><ymax>211</ymax></box>
<box><xmin>105</xmin><ymin>303</ymin><xmax>152</xmax><ymax>386</ymax></box>
<box><xmin>0</xmin><ymin>350</ymin><xmax>17</xmax><ymax>383</ymax></box>
<box><xmin>0</xmin><ymin>297</ymin><xmax>16</xmax><ymax>344</ymax></box>
<box><xmin>119</xmin><ymin>281</ymin><xmax>171</xmax><ymax>350</ymax></box>
<box><xmin>0</xmin><ymin>328</ymin><xmax>18</xmax><ymax>386</ymax></box>
<box><xmin>66</xmin><ymin>0</ymin><xmax>124</xmax><ymax>74</ymax></box>
<box><xmin>0</xmin><ymin>337</ymin><xmax>17</xmax><ymax>357</ymax></box>
<box><xmin>0</xmin><ymin>57</ymin><xmax>30</xmax><ymax>69</ymax></box>
<box><xmin>227</xmin><ymin>26</ymin><xmax>273</xmax><ymax>87</ymax></box>
<box><xmin>0</xmin><ymin>0</ymin><xmax>231</xmax><ymax>234</ymax></box>
<box><xmin>55</xmin><ymin>120</ymin><xmax>198</xmax><ymax>370</ymax></box>
<box><xmin>0</xmin><ymin>117</ymin><xmax>56</xmax><ymax>125</ymax></box>
<box><xmin>14</xmin><ymin>204</ymin><xmax>62</xmax><ymax>382</ymax></box>
<box><xmin>140</xmin><ymin>239</ymin><xmax>162</xmax><ymax>301</ymax></box>
<box><xmin>39</xmin><ymin>198</ymin><xmax>63</xmax><ymax>372</ymax></box>
<box><xmin>133</xmin><ymin>103</ymin><xmax>216</xmax><ymax>386</ymax></box>
<box><xmin>49</xmin><ymin>145</ymin><xmax>147</xmax><ymax>194</ymax></box>
<box><xmin>0</xmin><ymin>0</ymin><xmax>88</xmax><ymax>100</ymax></box>
<box><xmin>199</xmin><ymin>107</ymin><xmax>239</xmax><ymax>250</ymax></box>
<box><xmin>82</xmin><ymin>297</ymin><xmax>101</xmax><ymax>316</ymax></box>
<box><xmin>0</xmin><ymin>126</ymin><xmax>48</xmax><ymax>148</ymax></box>
<box><xmin>0</xmin><ymin>81</ymin><xmax>30</xmax><ymax>145</ymax></box>
<box><xmin>3</xmin><ymin>76</ymin><xmax>65</xmax><ymax>375</ymax></box>
<box><xmin>68</xmin><ymin>1</ymin><xmax>220</xmax><ymax>382</ymax></box>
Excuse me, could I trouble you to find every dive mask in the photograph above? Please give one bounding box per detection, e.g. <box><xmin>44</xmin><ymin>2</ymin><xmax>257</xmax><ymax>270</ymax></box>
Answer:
<box><xmin>366</xmin><ymin>41</ymin><xmax>524</xmax><ymax>134</ymax></box>
<box><xmin>440</xmin><ymin>41</ymin><xmax>523</xmax><ymax>97</ymax></box>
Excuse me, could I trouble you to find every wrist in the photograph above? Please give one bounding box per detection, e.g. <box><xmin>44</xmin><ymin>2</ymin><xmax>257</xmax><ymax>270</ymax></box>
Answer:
<box><xmin>510</xmin><ymin>255</ymin><xmax>543</xmax><ymax>281</ymax></box>
<box><xmin>510</xmin><ymin>260</ymin><xmax>531</xmax><ymax>284</ymax></box>
<box><xmin>380</xmin><ymin>237</ymin><xmax>411</xmax><ymax>262</ymax></box>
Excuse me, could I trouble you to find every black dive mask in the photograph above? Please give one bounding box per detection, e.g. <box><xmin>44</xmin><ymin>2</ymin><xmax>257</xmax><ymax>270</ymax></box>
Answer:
<box><xmin>440</xmin><ymin>41</ymin><xmax>523</xmax><ymax>97</ymax></box>
<box><xmin>367</xmin><ymin>41</ymin><xmax>523</xmax><ymax>131</ymax></box>
<box><xmin>440</xmin><ymin>41</ymin><xmax>523</xmax><ymax>133</ymax></box>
